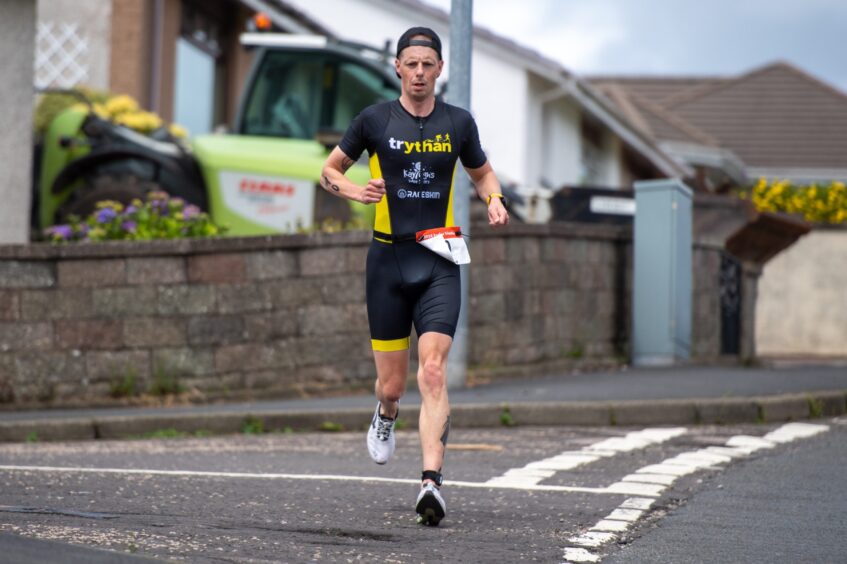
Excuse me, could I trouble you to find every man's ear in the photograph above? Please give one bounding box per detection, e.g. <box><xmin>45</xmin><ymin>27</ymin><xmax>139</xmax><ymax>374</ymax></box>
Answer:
<box><xmin>436</xmin><ymin>59</ymin><xmax>444</xmax><ymax>77</ymax></box>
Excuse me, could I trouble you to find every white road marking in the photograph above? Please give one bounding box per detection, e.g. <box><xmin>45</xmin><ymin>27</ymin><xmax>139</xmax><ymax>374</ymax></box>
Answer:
<box><xmin>703</xmin><ymin>446</ymin><xmax>750</xmax><ymax>458</ymax></box>
<box><xmin>605</xmin><ymin>508</ymin><xmax>644</xmax><ymax>522</ymax></box>
<box><xmin>589</xmin><ymin>519</ymin><xmax>630</xmax><ymax>533</ymax></box>
<box><xmin>486</xmin><ymin>427</ymin><xmax>687</xmax><ymax>487</ymax></box>
<box><xmin>603</xmin><ymin>482</ymin><xmax>666</xmax><ymax>497</ymax></box>
<box><xmin>763</xmin><ymin>422</ymin><xmax>828</xmax><ymax>443</ymax></box>
<box><xmin>567</xmin><ymin>531</ymin><xmax>617</xmax><ymax>548</ymax></box>
<box><xmin>629</xmin><ymin>463</ymin><xmax>698</xmax><ymax>477</ymax></box>
<box><xmin>0</xmin><ymin>465</ymin><xmax>611</xmax><ymax>494</ymax></box>
<box><xmin>620</xmin><ymin>473</ymin><xmax>677</xmax><ymax>486</ymax></box>
<box><xmin>618</xmin><ymin>497</ymin><xmax>655</xmax><ymax>511</ymax></box>
<box><xmin>564</xmin><ymin>547</ymin><xmax>601</xmax><ymax>562</ymax></box>
<box><xmin>724</xmin><ymin>435</ymin><xmax>776</xmax><ymax>452</ymax></box>
<box><xmin>563</xmin><ymin>421</ymin><xmax>830</xmax><ymax>563</ymax></box>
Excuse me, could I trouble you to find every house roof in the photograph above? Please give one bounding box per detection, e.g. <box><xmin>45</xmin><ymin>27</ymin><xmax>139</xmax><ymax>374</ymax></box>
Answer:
<box><xmin>591</xmin><ymin>76</ymin><xmax>730</xmax><ymax>107</ymax></box>
<box><xmin>591</xmin><ymin>62</ymin><xmax>847</xmax><ymax>171</ymax></box>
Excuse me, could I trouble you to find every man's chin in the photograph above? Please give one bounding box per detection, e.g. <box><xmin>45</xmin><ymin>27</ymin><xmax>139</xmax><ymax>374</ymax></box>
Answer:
<box><xmin>407</xmin><ymin>90</ymin><xmax>431</xmax><ymax>101</ymax></box>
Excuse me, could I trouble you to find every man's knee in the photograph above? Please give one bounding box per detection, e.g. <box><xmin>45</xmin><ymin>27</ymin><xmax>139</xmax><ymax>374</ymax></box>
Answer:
<box><xmin>381</xmin><ymin>380</ymin><xmax>404</xmax><ymax>403</ymax></box>
<box><xmin>418</xmin><ymin>360</ymin><xmax>445</xmax><ymax>394</ymax></box>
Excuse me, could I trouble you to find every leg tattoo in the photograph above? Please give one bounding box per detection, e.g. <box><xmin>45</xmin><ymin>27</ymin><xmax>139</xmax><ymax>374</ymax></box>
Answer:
<box><xmin>440</xmin><ymin>415</ymin><xmax>451</xmax><ymax>448</ymax></box>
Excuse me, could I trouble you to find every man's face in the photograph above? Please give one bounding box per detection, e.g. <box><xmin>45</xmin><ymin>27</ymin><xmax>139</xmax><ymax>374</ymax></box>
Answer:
<box><xmin>395</xmin><ymin>38</ymin><xmax>443</xmax><ymax>101</ymax></box>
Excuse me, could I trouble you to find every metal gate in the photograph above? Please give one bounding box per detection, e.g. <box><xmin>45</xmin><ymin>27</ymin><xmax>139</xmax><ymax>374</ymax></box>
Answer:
<box><xmin>719</xmin><ymin>253</ymin><xmax>742</xmax><ymax>355</ymax></box>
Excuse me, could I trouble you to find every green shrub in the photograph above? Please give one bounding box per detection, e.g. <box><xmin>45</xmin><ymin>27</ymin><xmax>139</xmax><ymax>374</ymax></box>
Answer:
<box><xmin>33</xmin><ymin>86</ymin><xmax>109</xmax><ymax>137</ymax></box>
<box><xmin>148</xmin><ymin>364</ymin><xmax>185</xmax><ymax>397</ymax></box>
<box><xmin>242</xmin><ymin>417</ymin><xmax>265</xmax><ymax>435</ymax></box>
<box><xmin>109</xmin><ymin>372</ymin><xmax>139</xmax><ymax>398</ymax></box>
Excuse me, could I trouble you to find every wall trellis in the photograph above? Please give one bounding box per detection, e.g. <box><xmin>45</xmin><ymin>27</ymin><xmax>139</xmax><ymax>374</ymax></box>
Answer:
<box><xmin>35</xmin><ymin>21</ymin><xmax>89</xmax><ymax>88</ymax></box>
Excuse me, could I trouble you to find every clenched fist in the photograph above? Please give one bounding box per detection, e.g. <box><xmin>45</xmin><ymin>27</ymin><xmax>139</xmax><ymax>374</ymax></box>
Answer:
<box><xmin>360</xmin><ymin>178</ymin><xmax>386</xmax><ymax>204</ymax></box>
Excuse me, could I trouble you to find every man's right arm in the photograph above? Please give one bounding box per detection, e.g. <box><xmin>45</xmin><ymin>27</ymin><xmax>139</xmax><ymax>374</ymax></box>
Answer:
<box><xmin>320</xmin><ymin>147</ymin><xmax>385</xmax><ymax>204</ymax></box>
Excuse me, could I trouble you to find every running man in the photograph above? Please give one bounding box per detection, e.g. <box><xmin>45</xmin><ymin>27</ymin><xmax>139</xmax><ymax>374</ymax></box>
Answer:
<box><xmin>320</xmin><ymin>26</ymin><xmax>508</xmax><ymax>525</ymax></box>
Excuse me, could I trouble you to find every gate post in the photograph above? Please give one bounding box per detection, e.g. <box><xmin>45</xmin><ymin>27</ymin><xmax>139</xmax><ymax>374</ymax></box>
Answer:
<box><xmin>0</xmin><ymin>0</ymin><xmax>36</xmax><ymax>244</ymax></box>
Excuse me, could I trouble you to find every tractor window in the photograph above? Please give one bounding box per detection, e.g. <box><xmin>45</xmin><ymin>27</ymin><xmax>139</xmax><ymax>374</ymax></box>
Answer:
<box><xmin>242</xmin><ymin>51</ymin><xmax>324</xmax><ymax>139</ymax></box>
<box><xmin>241</xmin><ymin>50</ymin><xmax>398</xmax><ymax>141</ymax></box>
<box><xmin>331</xmin><ymin>62</ymin><xmax>398</xmax><ymax>131</ymax></box>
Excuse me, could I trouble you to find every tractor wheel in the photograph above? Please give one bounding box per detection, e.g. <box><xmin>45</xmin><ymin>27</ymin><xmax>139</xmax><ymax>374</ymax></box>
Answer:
<box><xmin>58</xmin><ymin>175</ymin><xmax>161</xmax><ymax>222</ymax></box>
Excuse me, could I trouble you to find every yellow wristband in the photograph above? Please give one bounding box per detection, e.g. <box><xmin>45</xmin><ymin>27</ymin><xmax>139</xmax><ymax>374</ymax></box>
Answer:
<box><xmin>486</xmin><ymin>193</ymin><xmax>505</xmax><ymax>206</ymax></box>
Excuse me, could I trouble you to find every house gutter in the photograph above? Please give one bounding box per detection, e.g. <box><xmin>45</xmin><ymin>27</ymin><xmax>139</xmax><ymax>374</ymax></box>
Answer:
<box><xmin>149</xmin><ymin>0</ymin><xmax>164</xmax><ymax>112</ymax></box>
<box><xmin>659</xmin><ymin>141</ymin><xmax>748</xmax><ymax>185</ymax></box>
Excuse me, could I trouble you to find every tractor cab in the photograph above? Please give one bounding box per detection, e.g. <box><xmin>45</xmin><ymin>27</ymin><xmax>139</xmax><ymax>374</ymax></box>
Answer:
<box><xmin>190</xmin><ymin>33</ymin><xmax>401</xmax><ymax>235</ymax></box>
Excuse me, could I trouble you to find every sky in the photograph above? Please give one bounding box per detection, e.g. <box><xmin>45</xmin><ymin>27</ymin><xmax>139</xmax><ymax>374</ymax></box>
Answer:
<box><xmin>421</xmin><ymin>0</ymin><xmax>847</xmax><ymax>93</ymax></box>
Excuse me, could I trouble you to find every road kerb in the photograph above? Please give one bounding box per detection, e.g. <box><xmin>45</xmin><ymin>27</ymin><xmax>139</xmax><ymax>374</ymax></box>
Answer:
<box><xmin>0</xmin><ymin>390</ymin><xmax>845</xmax><ymax>442</ymax></box>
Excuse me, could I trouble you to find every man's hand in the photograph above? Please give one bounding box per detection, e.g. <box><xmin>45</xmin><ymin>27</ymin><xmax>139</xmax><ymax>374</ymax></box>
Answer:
<box><xmin>488</xmin><ymin>198</ymin><xmax>509</xmax><ymax>226</ymax></box>
<box><xmin>360</xmin><ymin>178</ymin><xmax>386</xmax><ymax>204</ymax></box>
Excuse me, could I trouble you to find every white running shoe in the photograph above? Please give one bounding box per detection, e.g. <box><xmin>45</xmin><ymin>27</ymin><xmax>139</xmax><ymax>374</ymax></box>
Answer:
<box><xmin>415</xmin><ymin>482</ymin><xmax>446</xmax><ymax>526</ymax></box>
<box><xmin>367</xmin><ymin>403</ymin><xmax>396</xmax><ymax>465</ymax></box>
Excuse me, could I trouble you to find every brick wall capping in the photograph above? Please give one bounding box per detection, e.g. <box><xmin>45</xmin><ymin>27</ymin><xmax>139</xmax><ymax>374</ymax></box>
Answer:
<box><xmin>0</xmin><ymin>230</ymin><xmax>373</xmax><ymax>261</ymax></box>
<box><xmin>471</xmin><ymin>222</ymin><xmax>632</xmax><ymax>242</ymax></box>
<box><xmin>0</xmin><ymin>223</ymin><xmax>637</xmax><ymax>260</ymax></box>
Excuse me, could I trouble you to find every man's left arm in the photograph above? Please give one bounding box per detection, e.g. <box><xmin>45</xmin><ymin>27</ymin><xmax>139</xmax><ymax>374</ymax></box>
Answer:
<box><xmin>466</xmin><ymin>161</ymin><xmax>509</xmax><ymax>226</ymax></box>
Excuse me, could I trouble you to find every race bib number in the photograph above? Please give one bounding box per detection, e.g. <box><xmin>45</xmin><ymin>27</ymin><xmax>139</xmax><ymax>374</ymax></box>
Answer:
<box><xmin>416</xmin><ymin>226</ymin><xmax>471</xmax><ymax>265</ymax></box>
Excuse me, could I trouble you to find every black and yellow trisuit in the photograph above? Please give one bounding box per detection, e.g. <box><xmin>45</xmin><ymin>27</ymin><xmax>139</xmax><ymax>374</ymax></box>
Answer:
<box><xmin>339</xmin><ymin>99</ymin><xmax>487</xmax><ymax>352</ymax></box>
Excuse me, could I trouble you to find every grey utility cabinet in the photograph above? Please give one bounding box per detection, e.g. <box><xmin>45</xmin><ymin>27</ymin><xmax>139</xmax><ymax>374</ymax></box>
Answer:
<box><xmin>632</xmin><ymin>179</ymin><xmax>693</xmax><ymax>366</ymax></box>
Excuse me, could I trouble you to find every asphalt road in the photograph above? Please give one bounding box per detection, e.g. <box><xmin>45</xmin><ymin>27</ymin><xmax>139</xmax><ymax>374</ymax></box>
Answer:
<box><xmin>606</xmin><ymin>418</ymin><xmax>847</xmax><ymax>564</ymax></box>
<box><xmin>0</xmin><ymin>418</ymin><xmax>843</xmax><ymax>562</ymax></box>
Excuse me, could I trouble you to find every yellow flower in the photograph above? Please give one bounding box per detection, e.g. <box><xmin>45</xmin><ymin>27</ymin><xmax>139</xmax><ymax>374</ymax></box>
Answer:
<box><xmin>91</xmin><ymin>103</ymin><xmax>109</xmax><ymax>119</ymax></box>
<box><xmin>168</xmin><ymin>123</ymin><xmax>189</xmax><ymax>138</ymax></box>
<box><xmin>95</xmin><ymin>200</ymin><xmax>124</xmax><ymax>212</ymax></box>
<box><xmin>105</xmin><ymin>94</ymin><xmax>139</xmax><ymax>117</ymax></box>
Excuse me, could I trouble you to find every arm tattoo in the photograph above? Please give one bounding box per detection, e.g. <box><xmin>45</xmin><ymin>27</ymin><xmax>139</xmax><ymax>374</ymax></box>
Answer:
<box><xmin>340</xmin><ymin>157</ymin><xmax>355</xmax><ymax>172</ymax></box>
<box><xmin>322</xmin><ymin>175</ymin><xmax>341</xmax><ymax>192</ymax></box>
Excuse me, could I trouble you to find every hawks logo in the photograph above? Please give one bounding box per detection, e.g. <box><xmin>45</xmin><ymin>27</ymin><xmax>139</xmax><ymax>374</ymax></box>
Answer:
<box><xmin>403</xmin><ymin>162</ymin><xmax>436</xmax><ymax>185</ymax></box>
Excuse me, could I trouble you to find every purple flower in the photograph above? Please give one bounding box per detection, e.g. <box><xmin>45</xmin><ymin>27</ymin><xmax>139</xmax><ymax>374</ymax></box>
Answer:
<box><xmin>125</xmin><ymin>205</ymin><xmax>138</xmax><ymax>215</ymax></box>
<box><xmin>96</xmin><ymin>208</ymin><xmax>118</xmax><ymax>223</ymax></box>
<box><xmin>151</xmin><ymin>200</ymin><xmax>168</xmax><ymax>215</ymax></box>
<box><xmin>46</xmin><ymin>225</ymin><xmax>73</xmax><ymax>240</ymax></box>
<box><xmin>183</xmin><ymin>205</ymin><xmax>201</xmax><ymax>219</ymax></box>
<box><xmin>121</xmin><ymin>221</ymin><xmax>137</xmax><ymax>233</ymax></box>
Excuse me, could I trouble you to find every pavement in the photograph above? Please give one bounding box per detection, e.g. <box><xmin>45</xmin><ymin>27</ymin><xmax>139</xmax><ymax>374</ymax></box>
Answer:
<box><xmin>0</xmin><ymin>363</ymin><xmax>845</xmax><ymax>442</ymax></box>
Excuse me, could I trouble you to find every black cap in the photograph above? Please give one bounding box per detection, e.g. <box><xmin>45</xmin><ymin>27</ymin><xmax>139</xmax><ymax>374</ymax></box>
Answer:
<box><xmin>396</xmin><ymin>26</ymin><xmax>442</xmax><ymax>60</ymax></box>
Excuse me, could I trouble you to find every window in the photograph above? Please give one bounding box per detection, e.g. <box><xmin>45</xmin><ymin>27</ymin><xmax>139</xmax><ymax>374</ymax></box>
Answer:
<box><xmin>330</xmin><ymin>61</ymin><xmax>397</xmax><ymax>131</ymax></box>
<box><xmin>241</xmin><ymin>50</ymin><xmax>398</xmax><ymax>139</ymax></box>
<box><xmin>241</xmin><ymin>51</ymin><xmax>324</xmax><ymax>139</ymax></box>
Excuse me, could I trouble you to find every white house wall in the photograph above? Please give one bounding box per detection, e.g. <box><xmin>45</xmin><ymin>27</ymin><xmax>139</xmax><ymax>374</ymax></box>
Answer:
<box><xmin>601</xmin><ymin>134</ymin><xmax>623</xmax><ymax>187</ymax></box>
<box><xmin>527</xmin><ymin>74</ymin><xmax>582</xmax><ymax>188</ymax></box>
<box><xmin>471</xmin><ymin>53</ymin><xmax>527</xmax><ymax>184</ymax></box>
<box><xmin>755</xmin><ymin>230</ymin><xmax>847</xmax><ymax>358</ymax></box>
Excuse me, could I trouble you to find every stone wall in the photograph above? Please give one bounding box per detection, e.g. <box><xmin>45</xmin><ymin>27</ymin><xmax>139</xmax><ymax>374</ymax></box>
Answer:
<box><xmin>0</xmin><ymin>224</ymin><xmax>735</xmax><ymax>408</ymax></box>
<box><xmin>756</xmin><ymin>227</ymin><xmax>847</xmax><ymax>358</ymax></box>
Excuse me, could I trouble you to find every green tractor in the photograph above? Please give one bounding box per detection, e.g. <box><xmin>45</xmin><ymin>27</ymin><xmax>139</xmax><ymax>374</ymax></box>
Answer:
<box><xmin>34</xmin><ymin>33</ymin><xmax>401</xmax><ymax>236</ymax></box>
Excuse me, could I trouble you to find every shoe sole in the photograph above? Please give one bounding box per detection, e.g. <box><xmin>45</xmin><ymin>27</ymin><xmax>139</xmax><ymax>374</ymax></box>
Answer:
<box><xmin>415</xmin><ymin>494</ymin><xmax>445</xmax><ymax>526</ymax></box>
